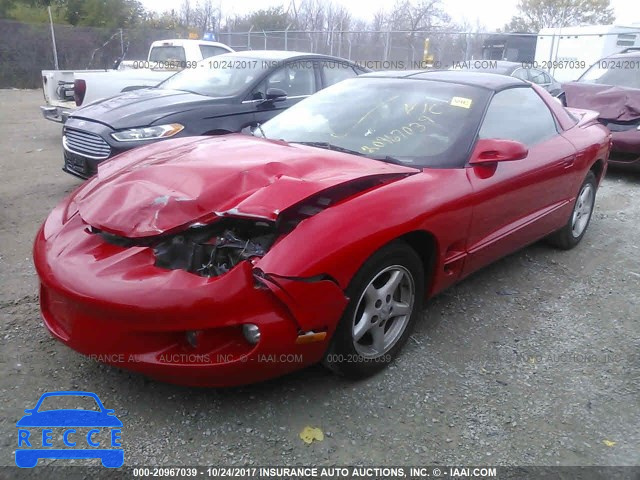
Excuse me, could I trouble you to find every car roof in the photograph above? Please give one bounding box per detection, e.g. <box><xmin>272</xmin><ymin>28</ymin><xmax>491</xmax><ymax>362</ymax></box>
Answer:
<box><xmin>603</xmin><ymin>51</ymin><xmax>640</xmax><ymax>61</ymax></box>
<box><xmin>480</xmin><ymin>60</ymin><xmax>521</xmax><ymax>69</ymax></box>
<box><xmin>151</xmin><ymin>39</ymin><xmax>230</xmax><ymax>48</ymax></box>
<box><xmin>454</xmin><ymin>60</ymin><xmax>520</xmax><ymax>74</ymax></box>
<box><xmin>360</xmin><ymin>69</ymin><xmax>527</xmax><ymax>91</ymax></box>
<box><xmin>217</xmin><ymin>50</ymin><xmax>357</xmax><ymax>62</ymax></box>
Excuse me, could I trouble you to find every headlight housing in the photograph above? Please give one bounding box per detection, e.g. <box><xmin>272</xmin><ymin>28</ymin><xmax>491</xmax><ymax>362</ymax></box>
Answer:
<box><xmin>111</xmin><ymin>123</ymin><xmax>184</xmax><ymax>142</ymax></box>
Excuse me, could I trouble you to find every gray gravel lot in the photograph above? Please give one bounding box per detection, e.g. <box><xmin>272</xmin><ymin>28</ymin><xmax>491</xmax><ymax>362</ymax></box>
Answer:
<box><xmin>0</xmin><ymin>90</ymin><xmax>638</xmax><ymax>473</ymax></box>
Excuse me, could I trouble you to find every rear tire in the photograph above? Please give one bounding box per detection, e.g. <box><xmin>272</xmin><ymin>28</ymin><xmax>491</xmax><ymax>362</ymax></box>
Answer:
<box><xmin>547</xmin><ymin>171</ymin><xmax>597</xmax><ymax>250</ymax></box>
<box><xmin>323</xmin><ymin>241</ymin><xmax>424</xmax><ymax>378</ymax></box>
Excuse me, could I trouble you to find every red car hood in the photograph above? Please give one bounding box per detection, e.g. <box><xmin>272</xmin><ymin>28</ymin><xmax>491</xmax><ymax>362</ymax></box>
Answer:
<box><xmin>563</xmin><ymin>82</ymin><xmax>640</xmax><ymax>121</ymax></box>
<box><xmin>75</xmin><ymin>134</ymin><xmax>418</xmax><ymax>238</ymax></box>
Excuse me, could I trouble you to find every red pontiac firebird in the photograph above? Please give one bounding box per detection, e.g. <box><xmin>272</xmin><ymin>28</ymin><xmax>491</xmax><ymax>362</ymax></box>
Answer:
<box><xmin>34</xmin><ymin>71</ymin><xmax>611</xmax><ymax>387</ymax></box>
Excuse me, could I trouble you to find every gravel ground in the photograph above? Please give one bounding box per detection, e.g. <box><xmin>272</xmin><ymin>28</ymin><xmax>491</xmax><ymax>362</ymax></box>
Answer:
<box><xmin>0</xmin><ymin>90</ymin><xmax>638</xmax><ymax>473</ymax></box>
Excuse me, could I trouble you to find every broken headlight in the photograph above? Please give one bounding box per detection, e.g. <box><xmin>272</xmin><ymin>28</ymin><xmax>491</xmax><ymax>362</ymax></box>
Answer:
<box><xmin>152</xmin><ymin>219</ymin><xmax>276</xmax><ymax>278</ymax></box>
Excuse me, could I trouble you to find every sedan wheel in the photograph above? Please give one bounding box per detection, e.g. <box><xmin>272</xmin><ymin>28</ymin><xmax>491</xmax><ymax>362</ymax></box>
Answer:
<box><xmin>547</xmin><ymin>170</ymin><xmax>597</xmax><ymax>250</ymax></box>
<box><xmin>352</xmin><ymin>266</ymin><xmax>415</xmax><ymax>358</ymax></box>
<box><xmin>571</xmin><ymin>183</ymin><xmax>594</xmax><ymax>238</ymax></box>
<box><xmin>323</xmin><ymin>241</ymin><xmax>424</xmax><ymax>378</ymax></box>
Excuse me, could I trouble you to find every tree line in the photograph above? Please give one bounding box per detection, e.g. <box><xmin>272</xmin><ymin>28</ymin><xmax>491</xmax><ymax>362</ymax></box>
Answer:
<box><xmin>1</xmin><ymin>0</ymin><xmax>616</xmax><ymax>34</ymax></box>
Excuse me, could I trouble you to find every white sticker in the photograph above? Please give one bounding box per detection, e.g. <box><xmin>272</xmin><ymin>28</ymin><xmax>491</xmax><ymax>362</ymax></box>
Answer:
<box><xmin>450</xmin><ymin>96</ymin><xmax>473</xmax><ymax>109</ymax></box>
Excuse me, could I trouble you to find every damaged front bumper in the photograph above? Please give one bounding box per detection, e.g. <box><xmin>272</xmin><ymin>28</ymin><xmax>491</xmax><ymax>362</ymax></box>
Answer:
<box><xmin>33</xmin><ymin>218</ymin><xmax>348</xmax><ymax>387</ymax></box>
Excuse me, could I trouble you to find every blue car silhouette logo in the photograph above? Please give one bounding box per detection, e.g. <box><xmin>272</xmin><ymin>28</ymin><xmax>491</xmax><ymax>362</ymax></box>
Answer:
<box><xmin>15</xmin><ymin>391</ymin><xmax>123</xmax><ymax>468</ymax></box>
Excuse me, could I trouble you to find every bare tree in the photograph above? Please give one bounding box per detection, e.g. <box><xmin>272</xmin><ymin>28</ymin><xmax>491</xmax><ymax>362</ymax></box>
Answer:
<box><xmin>180</xmin><ymin>0</ymin><xmax>193</xmax><ymax>27</ymax></box>
<box><xmin>193</xmin><ymin>0</ymin><xmax>219</xmax><ymax>34</ymax></box>
<box><xmin>505</xmin><ymin>0</ymin><xmax>615</xmax><ymax>32</ymax></box>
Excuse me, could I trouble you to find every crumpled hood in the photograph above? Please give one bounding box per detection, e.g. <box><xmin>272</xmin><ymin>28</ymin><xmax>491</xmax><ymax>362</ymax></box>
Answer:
<box><xmin>75</xmin><ymin>134</ymin><xmax>418</xmax><ymax>238</ymax></box>
<box><xmin>563</xmin><ymin>82</ymin><xmax>640</xmax><ymax>121</ymax></box>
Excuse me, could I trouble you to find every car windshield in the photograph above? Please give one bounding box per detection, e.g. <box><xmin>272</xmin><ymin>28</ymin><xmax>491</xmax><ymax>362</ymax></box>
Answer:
<box><xmin>261</xmin><ymin>77</ymin><xmax>490</xmax><ymax>168</ymax></box>
<box><xmin>158</xmin><ymin>56</ymin><xmax>266</xmax><ymax>97</ymax></box>
<box><xmin>37</xmin><ymin>395</ymin><xmax>101</xmax><ymax>412</ymax></box>
<box><xmin>578</xmin><ymin>58</ymin><xmax>640</xmax><ymax>89</ymax></box>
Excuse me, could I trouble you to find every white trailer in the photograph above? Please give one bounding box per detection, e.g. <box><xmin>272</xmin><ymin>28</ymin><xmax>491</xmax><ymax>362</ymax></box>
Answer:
<box><xmin>534</xmin><ymin>24</ymin><xmax>640</xmax><ymax>83</ymax></box>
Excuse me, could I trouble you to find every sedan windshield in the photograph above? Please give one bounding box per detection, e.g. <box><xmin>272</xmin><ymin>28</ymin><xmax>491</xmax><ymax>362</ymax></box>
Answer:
<box><xmin>159</xmin><ymin>56</ymin><xmax>265</xmax><ymax>97</ymax></box>
<box><xmin>578</xmin><ymin>57</ymin><xmax>640</xmax><ymax>89</ymax></box>
<box><xmin>261</xmin><ymin>77</ymin><xmax>490</xmax><ymax>168</ymax></box>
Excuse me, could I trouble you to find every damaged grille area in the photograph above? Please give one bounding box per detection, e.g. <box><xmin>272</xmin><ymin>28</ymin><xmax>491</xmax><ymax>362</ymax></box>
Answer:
<box><xmin>90</xmin><ymin>173</ymin><xmax>413</xmax><ymax>278</ymax></box>
<box><xmin>95</xmin><ymin>219</ymin><xmax>276</xmax><ymax>278</ymax></box>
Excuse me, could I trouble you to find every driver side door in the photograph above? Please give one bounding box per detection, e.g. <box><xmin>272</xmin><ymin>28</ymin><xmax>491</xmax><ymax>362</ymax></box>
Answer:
<box><xmin>463</xmin><ymin>86</ymin><xmax>577</xmax><ymax>275</ymax></box>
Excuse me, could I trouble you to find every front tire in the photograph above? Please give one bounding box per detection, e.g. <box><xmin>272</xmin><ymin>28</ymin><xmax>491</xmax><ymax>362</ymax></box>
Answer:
<box><xmin>323</xmin><ymin>242</ymin><xmax>424</xmax><ymax>378</ymax></box>
<box><xmin>547</xmin><ymin>171</ymin><xmax>597</xmax><ymax>250</ymax></box>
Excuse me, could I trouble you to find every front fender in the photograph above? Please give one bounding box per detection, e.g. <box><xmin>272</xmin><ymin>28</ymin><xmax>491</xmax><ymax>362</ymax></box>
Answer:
<box><xmin>256</xmin><ymin>168</ymin><xmax>474</xmax><ymax>292</ymax></box>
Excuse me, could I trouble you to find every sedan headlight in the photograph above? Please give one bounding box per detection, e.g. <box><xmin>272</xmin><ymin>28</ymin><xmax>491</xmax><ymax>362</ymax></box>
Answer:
<box><xmin>111</xmin><ymin>123</ymin><xmax>184</xmax><ymax>142</ymax></box>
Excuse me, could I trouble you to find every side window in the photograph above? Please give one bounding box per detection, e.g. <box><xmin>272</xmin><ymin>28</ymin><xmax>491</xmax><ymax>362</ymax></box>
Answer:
<box><xmin>323</xmin><ymin>62</ymin><xmax>358</xmax><ymax>87</ymax></box>
<box><xmin>253</xmin><ymin>61</ymin><xmax>316</xmax><ymax>99</ymax></box>
<box><xmin>511</xmin><ymin>68</ymin><xmax>529</xmax><ymax>81</ymax></box>
<box><xmin>479</xmin><ymin>87</ymin><xmax>558</xmax><ymax>146</ymax></box>
<box><xmin>265</xmin><ymin>67</ymin><xmax>289</xmax><ymax>91</ymax></box>
<box><xmin>283</xmin><ymin>61</ymin><xmax>316</xmax><ymax>96</ymax></box>
<box><xmin>199</xmin><ymin>45</ymin><xmax>229</xmax><ymax>59</ymax></box>
<box><xmin>529</xmin><ymin>68</ymin><xmax>550</xmax><ymax>85</ymax></box>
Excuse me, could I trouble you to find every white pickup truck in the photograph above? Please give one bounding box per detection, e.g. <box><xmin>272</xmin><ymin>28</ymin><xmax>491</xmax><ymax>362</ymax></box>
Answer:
<box><xmin>41</xmin><ymin>38</ymin><xmax>234</xmax><ymax>122</ymax></box>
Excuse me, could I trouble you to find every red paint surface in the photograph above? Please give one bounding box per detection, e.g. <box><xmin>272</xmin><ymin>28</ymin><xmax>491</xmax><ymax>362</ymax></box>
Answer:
<box><xmin>34</xmin><ymin>96</ymin><xmax>611</xmax><ymax>386</ymax></box>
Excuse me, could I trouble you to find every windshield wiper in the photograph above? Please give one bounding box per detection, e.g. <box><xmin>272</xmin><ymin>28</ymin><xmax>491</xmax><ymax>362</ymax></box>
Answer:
<box><xmin>253</xmin><ymin>123</ymin><xmax>267</xmax><ymax>138</ymax></box>
<box><xmin>177</xmin><ymin>88</ymin><xmax>202</xmax><ymax>95</ymax></box>
<box><xmin>369</xmin><ymin>155</ymin><xmax>416</xmax><ymax>167</ymax></box>
<box><xmin>293</xmin><ymin>141</ymin><xmax>365</xmax><ymax>156</ymax></box>
<box><xmin>294</xmin><ymin>142</ymin><xmax>419</xmax><ymax>168</ymax></box>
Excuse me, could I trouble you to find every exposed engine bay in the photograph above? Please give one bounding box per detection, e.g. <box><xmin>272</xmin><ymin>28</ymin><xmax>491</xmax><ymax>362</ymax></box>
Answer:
<box><xmin>91</xmin><ymin>174</ymin><xmax>409</xmax><ymax>278</ymax></box>
<box><xmin>153</xmin><ymin>219</ymin><xmax>276</xmax><ymax>277</ymax></box>
<box><xmin>95</xmin><ymin>218</ymin><xmax>276</xmax><ymax>278</ymax></box>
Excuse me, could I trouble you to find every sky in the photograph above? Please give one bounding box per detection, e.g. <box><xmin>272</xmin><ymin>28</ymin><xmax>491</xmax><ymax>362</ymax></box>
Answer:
<box><xmin>140</xmin><ymin>0</ymin><xmax>640</xmax><ymax>31</ymax></box>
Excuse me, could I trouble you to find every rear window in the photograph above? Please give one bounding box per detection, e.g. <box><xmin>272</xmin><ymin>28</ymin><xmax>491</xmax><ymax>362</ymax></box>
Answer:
<box><xmin>149</xmin><ymin>46</ymin><xmax>186</xmax><ymax>62</ymax></box>
<box><xmin>199</xmin><ymin>45</ymin><xmax>229</xmax><ymax>59</ymax></box>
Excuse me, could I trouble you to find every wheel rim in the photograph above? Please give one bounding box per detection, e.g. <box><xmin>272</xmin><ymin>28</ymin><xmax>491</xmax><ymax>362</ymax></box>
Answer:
<box><xmin>571</xmin><ymin>183</ymin><xmax>594</xmax><ymax>238</ymax></box>
<box><xmin>352</xmin><ymin>265</ymin><xmax>415</xmax><ymax>358</ymax></box>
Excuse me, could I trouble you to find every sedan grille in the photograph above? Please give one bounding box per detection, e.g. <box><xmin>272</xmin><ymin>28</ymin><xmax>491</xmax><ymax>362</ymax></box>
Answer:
<box><xmin>64</xmin><ymin>129</ymin><xmax>111</xmax><ymax>159</ymax></box>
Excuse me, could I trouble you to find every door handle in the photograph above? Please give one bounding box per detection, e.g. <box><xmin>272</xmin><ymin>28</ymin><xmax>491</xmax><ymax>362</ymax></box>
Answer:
<box><xmin>561</xmin><ymin>155</ymin><xmax>576</xmax><ymax>168</ymax></box>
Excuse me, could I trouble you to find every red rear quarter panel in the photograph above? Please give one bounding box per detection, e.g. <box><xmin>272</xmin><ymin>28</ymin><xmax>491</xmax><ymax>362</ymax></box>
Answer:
<box><xmin>532</xmin><ymin>83</ymin><xmax>611</xmax><ymax>185</ymax></box>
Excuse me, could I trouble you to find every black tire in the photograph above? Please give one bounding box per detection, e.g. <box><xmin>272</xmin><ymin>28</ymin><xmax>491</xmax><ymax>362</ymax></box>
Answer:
<box><xmin>323</xmin><ymin>241</ymin><xmax>425</xmax><ymax>378</ymax></box>
<box><xmin>547</xmin><ymin>171</ymin><xmax>597</xmax><ymax>250</ymax></box>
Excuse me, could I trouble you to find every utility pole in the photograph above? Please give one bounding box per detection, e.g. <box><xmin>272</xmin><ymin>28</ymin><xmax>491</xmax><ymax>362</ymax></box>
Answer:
<box><xmin>48</xmin><ymin>5</ymin><xmax>59</xmax><ymax>70</ymax></box>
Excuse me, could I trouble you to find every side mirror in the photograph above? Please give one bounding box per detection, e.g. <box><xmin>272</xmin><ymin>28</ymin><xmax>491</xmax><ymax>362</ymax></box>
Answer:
<box><xmin>265</xmin><ymin>88</ymin><xmax>287</xmax><ymax>102</ymax></box>
<box><xmin>469</xmin><ymin>138</ymin><xmax>528</xmax><ymax>165</ymax></box>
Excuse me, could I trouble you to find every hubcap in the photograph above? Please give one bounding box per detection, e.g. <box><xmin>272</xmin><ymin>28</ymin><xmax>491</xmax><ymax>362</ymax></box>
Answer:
<box><xmin>571</xmin><ymin>183</ymin><xmax>594</xmax><ymax>238</ymax></box>
<box><xmin>352</xmin><ymin>265</ymin><xmax>415</xmax><ymax>358</ymax></box>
